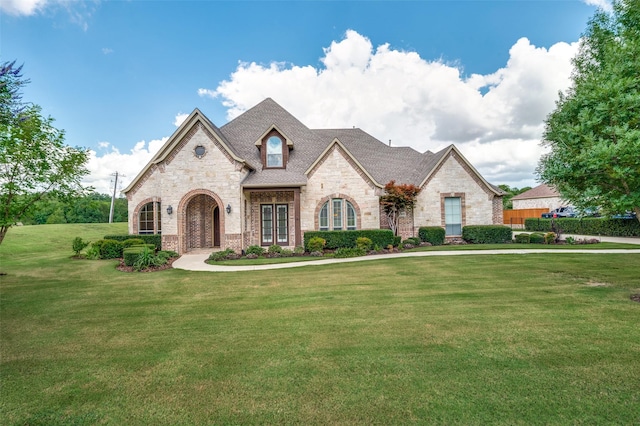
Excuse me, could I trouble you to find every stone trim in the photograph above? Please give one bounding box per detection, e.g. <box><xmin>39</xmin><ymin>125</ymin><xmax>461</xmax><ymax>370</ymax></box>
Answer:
<box><xmin>422</xmin><ymin>150</ymin><xmax>495</xmax><ymax>198</ymax></box>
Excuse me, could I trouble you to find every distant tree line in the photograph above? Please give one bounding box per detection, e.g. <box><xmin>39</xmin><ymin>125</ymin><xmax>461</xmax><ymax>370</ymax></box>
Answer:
<box><xmin>498</xmin><ymin>185</ymin><xmax>532</xmax><ymax>210</ymax></box>
<box><xmin>21</xmin><ymin>193</ymin><xmax>127</xmax><ymax>225</ymax></box>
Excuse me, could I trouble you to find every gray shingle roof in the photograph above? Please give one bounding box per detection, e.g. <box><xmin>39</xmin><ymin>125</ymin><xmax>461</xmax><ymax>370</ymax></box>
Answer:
<box><xmin>511</xmin><ymin>184</ymin><xmax>559</xmax><ymax>200</ymax></box>
<box><xmin>215</xmin><ymin>98</ymin><xmax>467</xmax><ymax>189</ymax></box>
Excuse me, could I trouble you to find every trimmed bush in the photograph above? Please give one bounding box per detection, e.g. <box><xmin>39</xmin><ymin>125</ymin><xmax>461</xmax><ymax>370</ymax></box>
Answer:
<box><xmin>356</xmin><ymin>237</ymin><xmax>373</xmax><ymax>251</ymax></box>
<box><xmin>544</xmin><ymin>232</ymin><xmax>557</xmax><ymax>244</ymax></box>
<box><xmin>122</xmin><ymin>238</ymin><xmax>145</xmax><ymax>248</ymax></box>
<box><xmin>524</xmin><ymin>217</ymin><xmax>640</xmax><ymax>237</ymax></box>
<box><xmin>104</xmin><ymin>234</ymin><xmax>162</xmax><ymax>250</ymax></box>
<box><xmin>268</xmin><ymin>244</ymin><xmax>283</xmax><ymax>254</ymax></box>
<box><xmin>123</xmin><ymin>247</ymin><xmax>144</xmax><ymax>266</ymax></box>
<box><xmin>514</xmin><ymin>233</ymin><xmax>530</xmax><ymax>244</ymax></box>
<box><xmin>246</xmin><ymin>245</ymin><xmax>265</xmax><ymax>256</ymax></box>
<box><xmin>529</xmin><ymin>233</ymin><xmax>545</xmax><ymax>244</ymax></box>
<box><xmin>304</xmin><ymin>230</ymin><xmax>394</xmax><ymax>251</ymax></box>
<box><xmin>208</xmin><ymin>249</ymin><xmax>236</xmax><ymax>262</ymax></box>
<box><xmin>307</xmin><ymin>237</ymin><xmax>326</xmax><ymax>252</ymax></box>
<box><xmin>93</xmin><ymin>239</ymin><xmax>123</xmax><ymax>259</ymax></box>
<box><xmin>418</xmin><ymin>227</ymin><xmax>446</xmax><ymax>246</ymax></box>
<box><xmin>462</xmin><ymin>225</ymin><xmax>512</xmax><ymax>244</ymax></box>
<box><xmin>294</xmin><ymin>246</ymin><xmax>305</xmax><ymax>255</ymax></box>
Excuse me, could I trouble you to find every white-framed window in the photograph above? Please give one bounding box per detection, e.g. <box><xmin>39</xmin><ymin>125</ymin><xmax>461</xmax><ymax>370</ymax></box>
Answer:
<box><xmin>444</xmin><ymin>197</ymin><xmax>462</xmax><ymax>236</ymax></box>
<box><xmin>261</xmin><ymin>204</ymin><xmax>288</xmax><ymax>245</ymax></box>
<box><xmin>319</xmin><ymin>199</ymin><xmax>357</xmax><ymax>231</ymax></box>
<box><xmin>138</xmin><ymin>201</ymin><xmax>161</xmax><ymax>235</ymax></box>
<box><xmin>266</xmin><ymin>136</ymin><xmax>283</xmax><ymax>168</ymax></box>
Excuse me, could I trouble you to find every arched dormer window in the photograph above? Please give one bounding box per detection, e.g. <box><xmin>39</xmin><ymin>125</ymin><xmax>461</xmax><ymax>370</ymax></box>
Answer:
<box><xmin>266</xmin><ymin>136</ymin><xmax>283</xmax><ymax>168</ymax></box>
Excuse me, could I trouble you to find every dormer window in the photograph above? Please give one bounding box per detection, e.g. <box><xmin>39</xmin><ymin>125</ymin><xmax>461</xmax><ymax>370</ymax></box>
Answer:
<box><xmin>266</xmin><ymin>136</ymin><xmax>283</xmax><ymax>168</ymax></box>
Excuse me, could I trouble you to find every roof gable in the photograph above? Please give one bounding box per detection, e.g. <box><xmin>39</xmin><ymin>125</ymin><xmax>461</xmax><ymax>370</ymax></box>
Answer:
<box><xmin>511</xmin><ymin>183</ymin><xmax>560</xmax><ymax>200</ymax></box>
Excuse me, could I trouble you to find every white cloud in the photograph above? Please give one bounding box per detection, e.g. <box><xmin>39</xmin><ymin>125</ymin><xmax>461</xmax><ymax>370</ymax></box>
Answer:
<box><xmin>200</xmin><ymin>30</ymin><xmax>579</xmax><ymax>188</ymax></box>
<box><xmin>173</xmin><ymin>113</ymin><xmax>189</xmax><ymax>127</ymax></box>
<box><xmin>84</xmin><ymin>138</ymin><xmax>167</xmax><ymax>195</ymax></box>
<box><xmin>582</xmin><ymin>0</ymin><xmax>613</xmax><ymax>12</ymax></box>
<box><xmin>1</xmin><ymin>0</ymin><xmax>96</xmax><ymax>30</ymax></box>
<box><xmin>102</xmin><ymin>47</ymin><xmax>113</xmax><ymax>55</ymax></box>
<box><xmin>0</xmin><ymin>0</ymin><xmax>48</xmax><ymax>15</ymax></box>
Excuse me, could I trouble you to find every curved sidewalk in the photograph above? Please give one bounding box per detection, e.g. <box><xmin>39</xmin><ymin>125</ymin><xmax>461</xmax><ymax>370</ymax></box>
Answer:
<box><xmin>173</xmin><ymin>240</ymin><xmax>640</xmax><ymax>272</ymax></box>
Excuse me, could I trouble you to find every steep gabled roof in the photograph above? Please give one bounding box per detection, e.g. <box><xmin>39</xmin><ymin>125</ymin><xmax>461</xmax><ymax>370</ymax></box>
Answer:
<box><xmin>123</xmin><ymin>108</ymin><xmax>246</xmax><ymax>194</ymax></box>
<box><xmin>124</xmin><ymin>98</ymin><xmax>504</xmax><ymax>195</ymax></box>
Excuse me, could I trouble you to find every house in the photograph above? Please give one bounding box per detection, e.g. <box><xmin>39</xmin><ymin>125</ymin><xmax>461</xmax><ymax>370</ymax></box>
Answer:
<box><xmin>511</xmin><ymin>183</ymin><xmax>564</xmax><ymax>211</ymax></box>
<box><xmin>123</xmin><ymin>98</ymin><xmax>505</xmax><ymax>254</ymax></box>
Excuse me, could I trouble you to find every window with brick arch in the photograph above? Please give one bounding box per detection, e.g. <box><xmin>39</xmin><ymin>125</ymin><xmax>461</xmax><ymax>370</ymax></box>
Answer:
<box><xmin>138</xmin><ymin>202</ymin><xmax>161</xmax><ymax>235</ymax></box>
<box><xmin>319</xmin><ymin>199</ymin><xmax>356</xmax><ymax>231</ymax></box>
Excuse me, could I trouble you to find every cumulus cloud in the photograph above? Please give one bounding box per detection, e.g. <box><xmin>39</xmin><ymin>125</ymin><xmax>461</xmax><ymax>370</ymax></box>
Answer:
<box><xmin>582</xmin><ymin>0</ymin><xmax>613</xmax><ymax>12</ymax></box>
<box><xmin>173</xmin><ymin>113</ymin><xmax>189</xmax><ymax>127</ymax></box>
<box><xmin>84</xmin><ymin>138</ymin><xmax>167</xmax><ymax>195</ymax></box>
<box><xmin>0</xmin><ymin>0</ymin><xmax>47</xmax><ymax>15</ymax></box>
<box><xmin>199</xmin><ymin>30</ymin><xmax>578</xmax><ymax>188</ymax></box>
<box><xmin>1</xmin><ymin>0</ymin><xmax>96</xmax><ymax>30</ymax></box>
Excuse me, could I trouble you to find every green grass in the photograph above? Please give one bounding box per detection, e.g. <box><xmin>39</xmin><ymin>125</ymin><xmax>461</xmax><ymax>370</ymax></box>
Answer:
<box><xmin>1</xmin><ymin>224</ymin><xmax>640</xmax><ymax>425</ymax></box>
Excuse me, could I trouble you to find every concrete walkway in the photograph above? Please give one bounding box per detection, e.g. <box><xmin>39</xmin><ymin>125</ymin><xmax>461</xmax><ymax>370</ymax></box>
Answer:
<box><xmin>173</xmin><ymin>234</ymin><xmax>640</xmax><ymax>272</ymax></box>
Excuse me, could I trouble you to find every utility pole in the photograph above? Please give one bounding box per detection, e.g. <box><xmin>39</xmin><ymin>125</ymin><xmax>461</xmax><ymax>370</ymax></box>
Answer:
<box><xmin>109</xmin><ymin>171</ymin><xmax>123</xmax><ymax>224</ymax></box>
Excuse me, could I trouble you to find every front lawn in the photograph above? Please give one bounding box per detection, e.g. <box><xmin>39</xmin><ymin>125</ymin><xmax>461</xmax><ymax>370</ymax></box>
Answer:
<box><xmin>1</xmin><ymin>224</ymin><xmax>639</xmax><ymax>424</ymax></box>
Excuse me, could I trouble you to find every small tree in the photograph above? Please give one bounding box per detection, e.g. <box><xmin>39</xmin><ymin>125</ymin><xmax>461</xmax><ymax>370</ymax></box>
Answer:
<box><xmin>0</xmin><ymin>61</ymin><xmax>90</xmax><ymax>245</ymax></box>
<box><xmin>380</xmin><ymin>180</ymin><xmax>420</xmax><ymax>236</ymax></box>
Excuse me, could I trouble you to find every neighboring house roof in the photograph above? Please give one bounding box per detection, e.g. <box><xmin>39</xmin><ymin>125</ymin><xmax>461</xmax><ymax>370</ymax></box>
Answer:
<box><xmin>124</xmin><ymin>98</ymin><xmax>504</xmax><ymax>196</ymax></box>
<box><xmin>511</xmin><ymin>183</ymin><xmax>560</xmax><ymax>200</ymax></box>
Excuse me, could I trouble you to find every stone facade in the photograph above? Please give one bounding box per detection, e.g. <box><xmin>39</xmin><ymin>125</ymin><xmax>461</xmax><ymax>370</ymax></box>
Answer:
<box><xmin>512</xmin><ymin>197</ymin><xmax>562</xmax><ymax>211</ymax></box>
<box><xmin>124</xmin><ymin>100</ymin><xmax>504</xmax><ymax>254</ymax></box>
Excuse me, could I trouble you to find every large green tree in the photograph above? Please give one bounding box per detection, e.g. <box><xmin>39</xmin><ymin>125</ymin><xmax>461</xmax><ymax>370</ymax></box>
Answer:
<box><xmin>537</xmin><ymin>0</ymin><xmax>640</xmax><ymax>222</ymax></box>
<box><xmin>0</xmin><ymin>61</ymin><xmax>90</xmax><ymax>244</ymax></box>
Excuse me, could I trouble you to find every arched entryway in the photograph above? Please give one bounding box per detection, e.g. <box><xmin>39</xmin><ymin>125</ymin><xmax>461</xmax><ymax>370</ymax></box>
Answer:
<box><xmin>179</xmin><ymin>190</ymin><xmax>224</xmax><ymax>252</ymax></box>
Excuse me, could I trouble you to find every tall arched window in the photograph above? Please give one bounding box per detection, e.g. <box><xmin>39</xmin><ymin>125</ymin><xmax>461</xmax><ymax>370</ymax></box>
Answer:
<box><xmin>266</xmin><ymin>136</ymin><xmax>283</xmax><ymax>168</ymax></box>
<box><xmin>138</xmin><ymin>201</ymin><xmax>161</xmax><ymax>234</ymax></box>
<box><xmin>319</xmin><ymin>199</ymin><xmax>356</xmax><ymax>231</ymax></box>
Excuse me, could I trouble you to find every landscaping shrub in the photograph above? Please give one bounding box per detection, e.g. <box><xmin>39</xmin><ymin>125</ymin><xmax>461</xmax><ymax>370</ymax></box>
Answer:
<box><xmin>334</xmin><ymin>247</ymin><xmax>366</xmax><ymax>258</ymax></box>
<box><xmin>356</xmin><ymin>237</ymin><xmax>373</xmax><ymax>251</ymax></box>
<box><xmin>280</xmin><ymin>249</ymin><xmax>294</xmax><ymax>257</ymax></box>
<box><xmin>133</xmin><ymin>246</ymin><xmax>162</xmax><ymax>271</ymax></box>
<box><xmin>393</xmin><ymin>236</ymin><xmax>402</xmax><ymax>247</ymax></box>
<box><xmin>208</xmin><ymin>249</ymin><xmax>236</xmax><ymax>261</ymax></box>
<box><xmin>294</xmin><ymin>246</ymin><xmax>305</xmax><ymax>255</ymax></box>
<box><xmin>246</xmin><ymin>245</ymin><xmax>265</xmax><ymax>256</ymax></box>
<box><xmin>268</xmin><ymin>244</ymin><xmax>283</xmax><ymax>254</ymax></box>
<box><xmin>85</xmin><ymin>244</ymin><xmax>101</xmax><ymax>260</ymax></box>
<box><xmin>121</xmin><ymin>238</ymin><xmax>145</xmax><ymax>248</ymax></box>
<box><xmin>418</xmin><ymin>227</ymin><xmax>446</xmax><ymax>246</ymax></box>
<box><xmin>72</xmin><ymin>237</ymin><xmax>90</xmax><ymax>256</ymax></box>
<box><xmin>462</xmin><ymin>225</ymin><xmax>512</xmax><ymax>244</ymax></box>
<box><xmin>524</xmin><ymin>217</ymin><xmax>640</xmax><ymax>237</ymax></box>
<box><xmin>304</xmin><ymin>230</ymin><xmax>394</xmax><ymax>250</ymax></box>
<box><xmin>93</xmin><ymin>239</ymin><xmax>123</xmax><ymax>259</ymax></box>
<box><xmin>307</xmin><ymin>237</ymin><xmax>326</xmax><ymax>252</ymax></box>
<box><xmin>123</xmin><ymin>247</ymin><xmax>144</xmax><ymax>266</ymax></box>
<box><xmin>104</xmin><ymin>234</ymin><xmax>162</xmax><ymax>250</ymax></box>
<box><xmin>544</xmin><ymin>232</ymin><xmax>557</xmax><ymax>244</ymax></box>
<box><xmin>402</xmin><ymin>237</ymin><xmax>421</xmax><ymax>248</ymax></box>
<box><xmin>529</xmin><ymin>233</ymin><xmax>545</xmax><ymax>244</ymax></box>
<box><xmin>514</xmin><ymin>233</ymin><xmax>530</xmax><ymax>244</ymax></box>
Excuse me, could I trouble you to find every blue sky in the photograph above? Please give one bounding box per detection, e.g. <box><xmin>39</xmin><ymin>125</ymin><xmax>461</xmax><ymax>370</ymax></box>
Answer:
<box><xmin>1</xmin><ymin>0</ymin><xmax>609</xmax><ymax>194</ymax></box>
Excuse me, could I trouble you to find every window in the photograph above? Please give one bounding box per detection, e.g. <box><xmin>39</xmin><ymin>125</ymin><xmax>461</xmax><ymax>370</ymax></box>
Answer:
<box><xmin>444</xmin><ymin>197</ymin><xmax>462</xmax><ymax>236</ymax></box>
<box><xmin>266</xmin><ymin>136</ymin><xmax>283</xmax><ymax>168</ymax></box>
<box><xmin>319</xmin><ymin>199</ymin><xmax>357</xmax><ymax>231</ymax></box>
<box><xmin>261</xmin><ymin>204</ymin><xmax>288</xmax><ymax>245</ymax></box>
<box><xmin>139</xmin><ymin>201</ymin><xmax>161</xmax><ymax>235</ymax></box>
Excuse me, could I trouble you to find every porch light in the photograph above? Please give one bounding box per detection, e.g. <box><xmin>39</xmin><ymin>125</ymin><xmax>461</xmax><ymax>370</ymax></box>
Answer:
<box><xmin>226</xmin><ymin>204</ymin><xmax>232</xmax><ymax>214</ymax></box>
<box><xmin>166</xmin><ymin>205</ymin><xmax>173</xmax><ymax>215</ymax></box>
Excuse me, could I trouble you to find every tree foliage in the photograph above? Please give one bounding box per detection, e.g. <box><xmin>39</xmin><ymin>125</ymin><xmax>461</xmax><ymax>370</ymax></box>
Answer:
<box><xmin>537</xmin><ymin>0</ymin><xmax>640</xmax><ymax>222</ymax></box>
<box><xmin>498</xmin><ymin>184</ymin><xmax>532</xmax><ymax>209</ymax></box>
<box><xmin>0</xmin><ymin>61</ymin><xmax>90</xmax><ymax>244</ymax></box>
<box><xmin>380</xmin><ymin>180</ymin><xmax>420</xmax><ymax>236</ymax></box>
